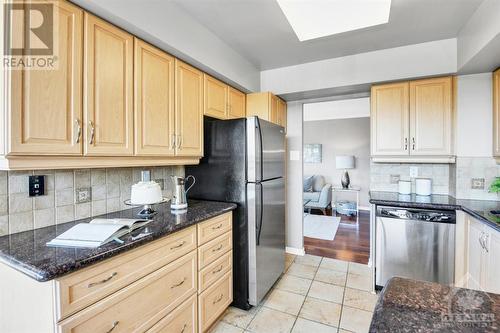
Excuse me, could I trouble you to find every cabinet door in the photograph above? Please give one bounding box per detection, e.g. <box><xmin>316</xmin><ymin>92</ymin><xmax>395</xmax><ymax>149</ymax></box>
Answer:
<box><xmin>9</xmin><ymin>1</ymin><xmax>83</xmax><ymax>155</ymax></box>
<box><xmin>204</xmin><ymin>75</ymin><xmax>227</xmax><ymax>119</ymax></box>
<box><xmin>483</xmin><ymin>227</ymin><xmax>500</xmax><ymax>294</ymax></box>
<box><xmin>493</xmin><ymin>70</ymin><xmax>500</xmax><ymax>157</ymax></box>
<box><xmin>277</xmin><ymin>98</ymin><xmax>287</xmax><ymax>128</ymax></box>
<box><xmin>246</xmin><ymin>92</ymin><xmax>271</xmax><ymax>121</ymax></box>
<box><xmin>270</xmin><ymin>94</ymin><xmax>279</xmax><ymax>124</ymax></box>
<box><xmin>409</xmin><ymin>77</ymin><xmax>453</xmax><ymax>156</ymax></box>
<box><xmin>84</xmin><ymin>14</ymin><xmax>134</xmax><ymax>156</ymax></box>
<box><xmin>466</xmin><ymin>218</ymin><xmax>483</xmax><ymax>291</ymax></box>
<box><xmin>134</xmin><ymin>39</ymin><xmax>175</xmax><ymax>156</ymax></box>
<box><xmin>175</xmin><ymin>60</ymin><xmax>203</xmax><ymax>157</ymax></box>
<box><xmin>228</xmin><ymin>87</ymin><xmax>246</xmax><ymax>119</ymax></box>
<box><xmin>370</xmin><ymin>82</ymin><xmax>410</xmax><ymax>156</ymax></box>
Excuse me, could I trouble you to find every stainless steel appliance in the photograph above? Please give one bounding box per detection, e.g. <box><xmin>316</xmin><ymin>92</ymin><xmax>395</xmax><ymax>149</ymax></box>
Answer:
<box><xmin>170</xmin><ymin>175</ymin><xmax>195</xmax><ymax>210</ymax></box>
<box><xmin>186</xmin><ymin>116</ymin><xmax>286</xmax><ymax>309</ymax></box>
<box><xmin>375</xmin><ymin>206</ymin><xmax>455</xmax><ymax>288</ymax></box>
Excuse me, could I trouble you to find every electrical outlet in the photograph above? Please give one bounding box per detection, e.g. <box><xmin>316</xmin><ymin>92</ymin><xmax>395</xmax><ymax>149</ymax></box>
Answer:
<box><xmin>471</xmin><ymin>178</ymin><xmax>485</xmax><ymax>190</ymax></box>
<box><xmin>390</xmin><ymin>174</ymin><xmax>400</xmax><ymax>184</ymax></box>
<box><xmin>155</xmin><ymin>179</ymin><xmax>165</xmax><ymax>190</ymax></box>
<box><xmin>29</xmin><ymin>175</ymin><xmax>45</xmax><ymax>197</ymax></box>
<box><xmin>76</xmin><ymin>187</ymin><xmax>91</xmax><ymax>203</ymax></box>
<box><xmin>410</xmin><ymin>166</ymin><xmax>419</xmax><ymax>178</ymax></box>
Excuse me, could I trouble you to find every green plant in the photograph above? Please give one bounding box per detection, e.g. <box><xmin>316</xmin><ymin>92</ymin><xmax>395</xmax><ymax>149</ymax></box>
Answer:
<box><xmin>489</xmin><ymin>177</ymin><xmax>500</xmax><ymax>193</ymax></box>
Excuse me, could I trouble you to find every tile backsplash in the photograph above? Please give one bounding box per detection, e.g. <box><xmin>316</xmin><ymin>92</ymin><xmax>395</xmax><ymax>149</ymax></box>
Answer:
<box><xmin>0</xmin><ymin>166</ymin><xmax>185</xmax><ymax>236</ymax></box>
<box><xmin>370</xmin><ymin>163</ymin><xmax>453</xmax><ymax>195</ymax></box>
<box><xmin>455</xmin><ymin>157</ymin><xmax>500</xmax><ymax>201</ymax></box>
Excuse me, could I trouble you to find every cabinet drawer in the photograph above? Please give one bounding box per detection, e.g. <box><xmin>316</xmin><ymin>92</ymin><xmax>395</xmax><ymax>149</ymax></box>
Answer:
<box><xmin>198</xmin><ymin>231</ymin><xmax>232</xmax><ymax>269</ymax></box>
<box><xmin>147</xmin><ymin>294</ymin><xmax>197</xmax><ymax>333</ymax></box>
<box><xmin>198</xmin><ymin>271</ymin><xmax>232</xmax><ymax>333</ymax></box>
<box><xmin>55</xmin><ymin>226</ymin><xmax>196</xmax><ymax>320</ymax></box>
<box><xmin>198</xmin><ymin>251</ymin><xmax>232</xmax><ymax>293</ymax></box>
<box><xmin>197</xmin><ymin>212</ymin><xmax>232</xmax><ymax>246</ymax></box>
<box><xmin>58</xmin><ymin>251</ymin><xmax>197</xmax><ymax>333</ymax></box>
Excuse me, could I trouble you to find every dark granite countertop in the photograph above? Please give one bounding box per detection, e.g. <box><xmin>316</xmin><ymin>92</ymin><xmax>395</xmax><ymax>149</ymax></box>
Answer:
<box><xmin>370</xmin><ymin>277</ymin><xmax>500</xmax><ymax>332</ymax></box>
<box><xmin>0</xmin><ymin>200</ymin><xmax>236</xmax><ymax>282</ymax></box>
<box><xmin>369</xmin><ymin>191</ymin><xmax>500</xmax><ymax>232</ymax></box>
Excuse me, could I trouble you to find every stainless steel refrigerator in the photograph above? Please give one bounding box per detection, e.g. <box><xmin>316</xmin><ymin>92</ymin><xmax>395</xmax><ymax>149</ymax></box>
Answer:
<box><xmin>186</xmin><ymin>116</ymin><xmax>286</xmax><ymax>310</ymax></box>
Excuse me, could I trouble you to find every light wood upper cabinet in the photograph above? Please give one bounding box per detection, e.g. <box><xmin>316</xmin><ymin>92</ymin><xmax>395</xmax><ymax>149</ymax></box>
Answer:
<box><xmin>410</xmin><ymin>77</ymin><xmax>453</xmax><ymax>156</ymax></box>
<box><xmin>493</xmin><ymin>69</ymin><xmax>500</xmax><ymax>157</ymax></box>
<box><xmin>247</xmin><ymin>92</ymin><xmax>286</xmax><ymax>128</ymax></box>
<box><xmin>371</xmin><ymin>82</ymin><xmax>410</xmax><ymax>156</ymax></box>
<box><xmin>84</xmin><ymin>13</ymin><xmax>134</xmax><ymax>156</ymax></box>
<box><xmin>204</xmin><ymin>75</ymin><xmax>227</xmax><ymax>119</ymax></box>
<box><xmin>175</xmin><ymin>60</ymin><xmax>203</xmax><ymax>157</ymax></box>
<box><xmin>227</xmin><ymin>87</ymin><xmax>246</xmax><ymax>119</ymax></box>
<box><xmin>8</xmin><ymin>1</ymin><xmax>83</xmax><ymax>155</ymax></box>
<box><xmin>134</xmin><ymin>39</ymin><xmax>175</xmax><ymax>156</ymax></box>
<box><xmin>277</xmin><ymin>98</ymin><xmax>287</xmax><ymax>128</ymax></box>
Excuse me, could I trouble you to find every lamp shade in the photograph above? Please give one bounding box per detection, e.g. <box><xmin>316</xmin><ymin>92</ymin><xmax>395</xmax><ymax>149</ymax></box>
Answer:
<box><xmin>336</xmin><ymin>155</ymin><xmax>355</xmax><ymax>169</ymax></box>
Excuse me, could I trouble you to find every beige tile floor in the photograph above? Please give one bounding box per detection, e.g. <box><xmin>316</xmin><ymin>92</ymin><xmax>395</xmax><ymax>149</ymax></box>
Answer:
<box><xmin>209</xmin><ymin>254</ymin><xmax>378</xmax><ymax>333</ymax></box>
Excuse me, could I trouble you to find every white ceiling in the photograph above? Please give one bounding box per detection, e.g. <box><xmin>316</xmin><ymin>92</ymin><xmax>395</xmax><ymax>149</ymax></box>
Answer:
<box><xmin>174</xmin><ymin>0</ymin><xmax>484</xmax><ymax>70</ymax></box>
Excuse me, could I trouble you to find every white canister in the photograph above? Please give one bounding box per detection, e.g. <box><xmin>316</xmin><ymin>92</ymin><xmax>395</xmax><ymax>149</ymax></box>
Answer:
<box><xmin>415</xmin><ymin>178</ymin><xmax>432</xmax><ymax>196</ymax></box>
<box><xmin>398</xmin><ymin>180</ymin><xmax>412</xmax><ymax>195</ymax></box>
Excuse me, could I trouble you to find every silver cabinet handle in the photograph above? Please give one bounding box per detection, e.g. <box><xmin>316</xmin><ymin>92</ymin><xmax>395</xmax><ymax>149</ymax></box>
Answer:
<box><xmin>483</xmin><ymin>233</ymin><xmax>489</xmax><ymax>253</ymax></box>
<box><xmin>479</xmin><ymin>233</ymin><xmax>484</xmax><ymax>250</ymax></box>
<box><xmin>88</xmin><ymin>120</ymin><xmax>95</xmax><ymax>145</ymax></box>
<box><xmin>105</xmin><ymin>321</ymin><xmax>119</xmax><ymax>333</ymax></box>
<box><xmin>75</xmin><ymin>119</ymin><xmax>81</xmax><ymax>144</ymax></box>
<box><xmin>170</xmin><ymin>134</ymin><xmax>176</xmax><ymax>149</ymax></box>
<box><xmin>212</xmin><ymin>265</ymin><xmax>223</xmax><ymax>274</ymax></box>
<box><xmin>412</xmin><ymin>137</ymin><xmax>416</xmax><ymax>150</ymax></box>
<box><xmin>177</xmin><ymin>135</ymin><xmax>182</xmax><ymax>148</ymax></box>
<box><xmin>171</xmin><ymin>277</ymin><xmax>186</xmax><ymax>289</ymax></box>
<box><xmin>170</xmin><ymin>241</ymin><xmax>186</xmax><ymax>250</ymax></box>
<box><xmin>180</xmin><ymin>323</ymin><xmax>187</xmax><ymax>333</ymax></box>
<box><xmin>404</xmin><ymin>137</ymin><xmax>408</xmax><ymax>151</ymax></box>
<box><xmin>212</xmin><ymin>244</ymin><xmax>223</xmax><ymax>252</ymax></box>
<box><xmin>212</xmin><ymin>223</ymin><xmax>223</xmax><ymax>230</ymax></box>
<box><xmin>88</xmin><ymin>272</ymin><xmax>117</xmax><ymax>288</ymax></box>
<box><xmin>213</xmin><ymin>293</ymin><xmax>224</xmax><ymax>304</ymax></box>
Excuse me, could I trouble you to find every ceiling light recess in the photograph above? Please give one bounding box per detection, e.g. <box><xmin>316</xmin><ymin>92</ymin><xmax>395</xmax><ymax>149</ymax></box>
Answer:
<box><xmin>277</xmin><ymin>0</ymin><xmax>392</xmax><ymax>41</ymax></box>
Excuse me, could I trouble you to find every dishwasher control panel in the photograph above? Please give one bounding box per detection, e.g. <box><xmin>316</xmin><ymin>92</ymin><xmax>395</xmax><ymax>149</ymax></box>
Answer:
<box><xmin>376</xmin><ymin>206</ymin><xmax>456</xmax><ymax>223</ymax></box>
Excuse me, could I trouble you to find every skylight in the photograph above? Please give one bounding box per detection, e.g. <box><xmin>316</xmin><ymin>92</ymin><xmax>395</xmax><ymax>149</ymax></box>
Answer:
<box><xmin>276</xmin><ymin>0</ymin><xmax>392</xmax><ymax>41</ymax></box>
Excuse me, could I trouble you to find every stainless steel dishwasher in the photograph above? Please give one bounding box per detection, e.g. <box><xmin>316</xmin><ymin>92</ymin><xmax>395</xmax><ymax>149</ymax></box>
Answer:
<box><xmin>375</xmin><ymin>206</ymin><xmax>455</xmax><ymax>288</ymax></box>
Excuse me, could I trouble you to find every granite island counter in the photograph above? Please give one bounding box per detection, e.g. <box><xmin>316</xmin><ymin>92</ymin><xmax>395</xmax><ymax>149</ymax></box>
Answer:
<box><xmin>370</xmin><ymin>277</ymin><xmax>500</xmax><ymax>332</ymax></box>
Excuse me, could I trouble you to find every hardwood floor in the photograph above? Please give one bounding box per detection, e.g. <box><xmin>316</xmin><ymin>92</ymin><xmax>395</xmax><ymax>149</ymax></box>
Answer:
<box><xmin>304</xmin><ymin>210</ymin><xmax>370</xmax><ymax>264</ymax></box>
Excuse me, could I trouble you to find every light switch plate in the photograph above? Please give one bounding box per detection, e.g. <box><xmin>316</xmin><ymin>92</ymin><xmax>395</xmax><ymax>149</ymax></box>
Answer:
<box><xmin>390</xmin><ymin>174</ymin><xmax>400</xmax><ymax>184</ymax></box>
<box><xmin>471</xmin><ymin>178</ymin><xmax>485</xmax><ymax>190</ymax></box>
<box><xmin>410</xmin><ymin>166</ymin><xmax>419</xmax><ymax>178</ymax></box>
<box><xmin>290</xmin><ymin>150</ymin><xmax>300</xmax><ymax>161</ymax></box>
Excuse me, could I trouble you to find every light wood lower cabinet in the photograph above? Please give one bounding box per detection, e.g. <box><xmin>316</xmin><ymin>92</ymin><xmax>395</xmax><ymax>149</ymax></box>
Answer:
<box><xmin>0</xmin><ymin>212</ymin><xmax>233</xmax><ymax>333</ymax></box>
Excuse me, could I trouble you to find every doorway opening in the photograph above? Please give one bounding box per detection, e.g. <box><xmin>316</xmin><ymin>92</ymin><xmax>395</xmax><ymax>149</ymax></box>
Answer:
<box><xmin>302</xmin><ymin>98</ymin><xmax>371</xmax><ymax>264</ymax></box>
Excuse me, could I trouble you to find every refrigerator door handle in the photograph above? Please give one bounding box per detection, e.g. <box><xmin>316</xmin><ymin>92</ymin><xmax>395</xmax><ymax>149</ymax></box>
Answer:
<box><xmin>256</xmin><ymin>183</ymin><xmax>263</xmax><ymax>246</ymax></box>
<box><xmin>255</xmin><ymin>117</ymin><xmax>264</xmax><ymax>183</ymax></box>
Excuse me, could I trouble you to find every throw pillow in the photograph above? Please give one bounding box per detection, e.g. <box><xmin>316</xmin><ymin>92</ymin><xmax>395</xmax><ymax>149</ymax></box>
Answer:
<box><xmin>312</xmin><ymin>175</ymin><xmax>325</xmax><ymax>192</ymax></box>
<box><xmin>303</xmin><ymin>176</ymin><xmax>313</xmax><ymax>192</ymax></box>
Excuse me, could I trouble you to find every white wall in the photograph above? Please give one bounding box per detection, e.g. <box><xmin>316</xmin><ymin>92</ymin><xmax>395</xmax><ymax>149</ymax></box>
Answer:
<box><xmin>285</xmin><ymin>102</ymin><xmax>304</xmax><ymax>253</ymax></box>
<box><xmin>455</xmin><ymin>73</ymin><xmax>493</xmax><ymax>157</ymax></box>
<box><xmin>71</xmin><ymin>0</ymin><xmax>260</xmax><ymax>92</ymax></box>
<box><xmin>261</xmin><ymin>38</ymin><xmax>457</xmax><ymax>96</ymax></box>
<box><xmin>303</xmin><ymin>98</ymin><xmax>370</xmax><ymax>121</ymax></box>
<box><xmin>304</xmin><ymin>118</ymin><xmax>371</xmax><ymax>207</ymax></box>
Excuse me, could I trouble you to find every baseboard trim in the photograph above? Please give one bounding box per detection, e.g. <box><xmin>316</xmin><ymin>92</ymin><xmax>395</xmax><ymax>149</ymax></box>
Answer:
<box><xmin>286</xmin><ymin>247</ymin><xmax>305</xmax><ymax>256</ymax></box>
<box><xmin>359</xmin><ymin>206</ymin><xmax>371</xmax><ymax>211</ymax></box>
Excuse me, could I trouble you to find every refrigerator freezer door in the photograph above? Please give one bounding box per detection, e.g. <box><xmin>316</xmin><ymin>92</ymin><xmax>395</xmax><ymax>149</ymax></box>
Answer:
<box><xmin>247</xmin><ymin>117</ymin><xmax>285</xmax><ymax>182</ymax></box>
<box><xmin>248</xmin><ymin>177</ymin><xmax>285</xmax><ymax>306</ymax></box>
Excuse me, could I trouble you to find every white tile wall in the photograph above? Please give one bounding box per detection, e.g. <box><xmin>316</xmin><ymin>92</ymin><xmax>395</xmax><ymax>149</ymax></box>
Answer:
<box><xmin>455</xmin><ymin>157</ymin><xmax>500</xmax><ymax>201</ymax></box>
<box><xmin>0</xmin><ymin>166</ymin><xmax>185</xmax><ymax>236</ymax></box>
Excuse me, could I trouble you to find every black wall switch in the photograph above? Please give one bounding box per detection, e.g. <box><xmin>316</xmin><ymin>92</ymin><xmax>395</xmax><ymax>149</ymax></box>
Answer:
<box><xmin>29</xmin><ymin>175</ymin><xmax>45</xmax><ymax>197</ymax></box>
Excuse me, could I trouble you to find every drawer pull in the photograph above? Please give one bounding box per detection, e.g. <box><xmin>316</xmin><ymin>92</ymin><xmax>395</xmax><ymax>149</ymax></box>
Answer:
<box><xmin>170</xmin><ymin>241</ymin><xmax>186</xmax><ymax>250</ymax></box>
<box><xmin>171</xmin><ymin>277</ymin><xmax>186</xmax><ymax>289</ymax></box>
<box><xmin>180</xmin><ymin>323</ymin><xmax>187</xmax><ymax>333</ymax></box>
<box><xmin>105</xmin><ymin>321</ymin><xmax>119</xmax><ymax>333</ymax></box>
<box><xmin>88</xmin><ymin>272</ymin><xmax>117</xmax><ymax>288</ymax></box>
<box><xmin>212</xmin><ymin>223</ymin><xmax>223</xmax><ymax>230</ymax></box>
<box><xmin>213</xmin><ymin>293</ymin><xmax>224</xmax><ymax>304</ymax></box>
<box><xmin>212</xmin><ymin>244</ymin><xmax>223</xmax><ymax>252</ymax></box>
<box><xmin>212</xmin><ymin>265</ymin><xmax>224</xmax><ymax>274</ymax></box>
